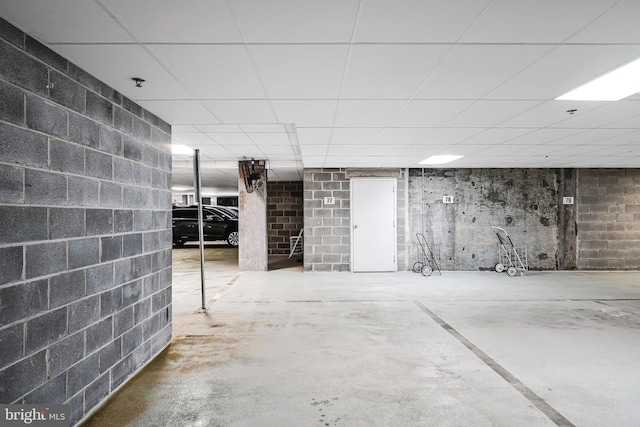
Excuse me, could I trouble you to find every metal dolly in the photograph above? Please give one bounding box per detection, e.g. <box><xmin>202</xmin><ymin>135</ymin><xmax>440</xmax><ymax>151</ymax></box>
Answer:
<box><xmin>491</xmin><ymin>226</ymin><xmax>527</xmax><ymax>277</ymax></box>
<box><xmin>413</xmin><ymin>233</ymin><xmax>441</xmax><ymax>276</ymax></box>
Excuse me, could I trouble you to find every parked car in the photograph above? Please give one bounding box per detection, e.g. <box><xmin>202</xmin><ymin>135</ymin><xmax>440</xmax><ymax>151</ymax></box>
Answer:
<box><xmin>172</xmin><ymin>206</ymin><xmax>239</xmax><ymax>247</ymax></box>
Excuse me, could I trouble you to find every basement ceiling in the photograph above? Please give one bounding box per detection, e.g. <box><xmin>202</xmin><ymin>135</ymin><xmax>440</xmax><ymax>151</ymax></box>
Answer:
<box><xmin>2</xmin><ymin>0</ymin><xmax>640</xmax><ymax>195</ymax></box>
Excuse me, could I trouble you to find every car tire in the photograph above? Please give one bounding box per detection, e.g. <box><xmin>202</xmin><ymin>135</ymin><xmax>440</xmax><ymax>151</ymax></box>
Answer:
<box><xmin>173</xmin><ymin>239</ymin><xmax>185</xmax><ymax>248</ymax></box>
<box><xmin>226</xmin><ymin>231</ymin><xmax>239</xmax><ymax>247</ymax></box>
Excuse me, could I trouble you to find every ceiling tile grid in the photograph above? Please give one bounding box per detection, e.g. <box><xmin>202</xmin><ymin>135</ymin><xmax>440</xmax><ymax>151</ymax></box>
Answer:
<box><xmin>2</xmin><ymin>0</ymin><xmax>640</xmax><ymax>194</ymax></box>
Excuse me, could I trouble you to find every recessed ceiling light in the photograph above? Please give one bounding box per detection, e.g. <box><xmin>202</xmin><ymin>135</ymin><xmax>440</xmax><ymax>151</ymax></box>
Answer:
<box><xmin>556</xmin><ymin>57</ymin><xmax>640</xmax><ymax>101</ymax></box>
<box><xmin>419</xmin><ymin>155</ymin><xmax>463</xmax><ymax>165</ymax></box>
<box><xmin>171</xmin><ymin>144</ymin><xmax>193</xmax><ymax>155</ymax></box>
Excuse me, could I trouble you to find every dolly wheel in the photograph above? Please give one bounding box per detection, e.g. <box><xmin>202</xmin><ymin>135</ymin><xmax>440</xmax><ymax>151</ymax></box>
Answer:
<box><xmin>495</xmin><ymin>263</ymin><xmax>504</xmax><ymax>273</ymax></box>
<box><xmin>507</xmin><ymin>266</ymin><xmax>518</xmax><ymax>277</ymax></box>
<box><xmin>413</xmin><ymin>262</ymin><xmax>424</xmax><ymax>273</ymax></box>
<box><xmin>421</xmin><ymin>265</ymin><xmax>433</xmax><ymax>276</ymax></box>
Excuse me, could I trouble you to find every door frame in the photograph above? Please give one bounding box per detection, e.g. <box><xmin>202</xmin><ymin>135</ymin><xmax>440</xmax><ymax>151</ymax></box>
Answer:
<box><xmin>350</xmin><ymin>177</ymin><xmax>397</xmax><ymax>272</ymax></box>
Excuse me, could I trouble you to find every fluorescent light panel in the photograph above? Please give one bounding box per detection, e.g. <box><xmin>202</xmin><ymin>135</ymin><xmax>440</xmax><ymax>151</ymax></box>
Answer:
<box><xmin>556</xmin><ymin>58</ymin><xmax>640</xmax><ymax>101</ymax></box>
<box><xmin>419</xmin><ymin>155</ymin><xmax>463</xmax><ymax>165</ymax></box>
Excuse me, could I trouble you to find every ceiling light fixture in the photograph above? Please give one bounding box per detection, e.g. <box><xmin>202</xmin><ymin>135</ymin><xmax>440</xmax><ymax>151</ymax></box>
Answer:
<box><xmin>556</xmin><ymin>57</ymin><xmax>640</xmax><ymax>101</ymax></box>
<box><xmin>171</xmin><ymin>144</ymin><xmax>193</xmax><ymax>155</ymax></box>
<box><xmin>419</xmin><ymin>155</ymin><xmax>463</xmax><ymax>165</ymax></box>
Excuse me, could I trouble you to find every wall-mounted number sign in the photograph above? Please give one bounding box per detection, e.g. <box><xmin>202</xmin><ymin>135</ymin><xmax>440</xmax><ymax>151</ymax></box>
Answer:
<box><xmin>563</xmin><ymin>197</ymin><xmax>574</xmax><ymax>205</ymax></box>
<box><xmin>324</xmin><ymin>197</ymin><xmax>336</xmax><ymax>205</ymax></box>
<box><xmin>443</xmin><ymin>196</ymin><xmax>454</xmax><ymax>204</ymax></box>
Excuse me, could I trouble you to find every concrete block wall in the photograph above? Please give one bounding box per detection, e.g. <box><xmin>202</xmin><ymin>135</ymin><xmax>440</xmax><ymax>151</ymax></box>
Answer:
<box><xmin>267</xmin><ymin>181</ymin><xmax>303</xmax><ymax>255</ymax></box>
<box><xmin>303</xmin><ymin>168</ymin><xmax>407</xmax><ymax>272</ymax></box>
<box><xmin>577</xmin><ymin>168</ymin><xmax>640</xmax><ymax>269</ymax></box>
<box><xmin>0</xmin><ymin>18</ymin><xmax>172</xmax><ymax>424</ymax></box>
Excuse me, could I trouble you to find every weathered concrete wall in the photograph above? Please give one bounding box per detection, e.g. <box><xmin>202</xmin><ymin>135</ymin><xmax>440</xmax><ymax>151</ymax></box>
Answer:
<box><xmin>577</xmin><ymin>168</ymin><xmax>640</xmax><ymax>269</ymax></box>
<box><xmin>303</xmin><ymin>168</ymin><xmax>407</xmax><ymax>272</ymax></box>
<box><xmin>408</xmin><ymin>168</ymin><xmax>562</xmax><ymax>271</ymax></box>
<box><xmin>238</xmin><ymin>160</ymin><xmax>267</xmax><ymax>271</ymax></box>
<box><xmin>0</xmin><ymin>18</ymin><xmax>172</xmax><ymax>423</ymax></box>
<box><xmin>267</xmin><ymin>181</ymin><xmax>303</xmax><ymax>255</ymax></box>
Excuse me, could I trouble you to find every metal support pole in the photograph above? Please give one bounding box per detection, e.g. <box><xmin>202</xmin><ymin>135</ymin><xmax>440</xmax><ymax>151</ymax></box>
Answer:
<box><xmin>194</xmin><ymin>149</ymin><xmax>207</xmax><ymax>312</ymax></box>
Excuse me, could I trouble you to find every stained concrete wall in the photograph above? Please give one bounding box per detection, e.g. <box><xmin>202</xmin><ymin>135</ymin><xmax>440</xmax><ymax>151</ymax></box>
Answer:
<box><xmin>0</xmin><ymin>18</ymin><xmax>172</xmax><ymax>423</ymax></box>
<box><xmin>577</xmin><ymin>168</ymin><xmax>640</xmax><ymax>269</ymax></box>
<box><xmin>408</xmin><ymin>168</ymin><xmax>570</xmax><ymax>271</ymax></box>
<box><xmin>267</xmin><ymin>181</ymin><xmax>303</xmax><ymax>255</ymax></box>
<box><xmin>238</xmin><ymin>160</ymin><xmax>267</xmax><ymax>271</ymax></box>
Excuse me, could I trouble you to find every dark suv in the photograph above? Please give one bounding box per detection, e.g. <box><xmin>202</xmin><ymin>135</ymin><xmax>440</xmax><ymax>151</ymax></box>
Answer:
<box><xmin>172</xmin><ymin>206</ymin><xmax>239</xmax><ymax>247</ymax></box>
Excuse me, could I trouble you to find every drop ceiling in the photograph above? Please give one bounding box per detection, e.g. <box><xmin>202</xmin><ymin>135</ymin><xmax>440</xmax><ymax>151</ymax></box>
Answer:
<box><xmin>2</xmin><ymin>0</ymin><xmax>640</xmax><ymax>195</ymax></box>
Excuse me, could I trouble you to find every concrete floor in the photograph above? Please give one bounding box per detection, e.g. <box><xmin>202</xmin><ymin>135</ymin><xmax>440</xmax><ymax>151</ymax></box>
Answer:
<box><xmin>81</xmin><ymin>245</ymin><xmax>640</xmax><ymax>427</ymax></box>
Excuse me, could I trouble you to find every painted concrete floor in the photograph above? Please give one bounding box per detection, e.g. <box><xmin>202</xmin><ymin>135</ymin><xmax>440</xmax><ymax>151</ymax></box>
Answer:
<box><xmin>81</xmin><ymin>246</ymin><xmax>640</xmax><ymax>427</ymax></box>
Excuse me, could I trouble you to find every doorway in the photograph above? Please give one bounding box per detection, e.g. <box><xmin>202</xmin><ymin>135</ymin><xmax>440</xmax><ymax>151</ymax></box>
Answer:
<box><xmin>351</xmin><ymin>178</ymin><xmax>397</xmax><ymax>272</ymax></box>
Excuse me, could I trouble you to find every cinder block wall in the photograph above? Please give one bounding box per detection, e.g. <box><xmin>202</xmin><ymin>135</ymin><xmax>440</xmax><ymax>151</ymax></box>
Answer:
<box><xmin>577</xmin><ymin>168</ymin><xmax>640</xmax><ymax>269</ymax></box>
<box><xmin>303</xmin><ymin>168</ymin><xmax>407</xmax><ymax>272</ymax></box>
<box><xmin>0</xmin><ymin>19</ymin><xmax>172</xmax><ymax>424</ymax></box>
<box><xmin>267</xmin><ymin>181</ymin><xmax>303</xmax><ymax>255</ymax></box>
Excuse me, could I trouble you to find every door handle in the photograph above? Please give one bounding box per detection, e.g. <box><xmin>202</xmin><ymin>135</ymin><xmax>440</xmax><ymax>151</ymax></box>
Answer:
<box><xmin>354</xmin><ymin>224</ymin><xmax>358</xmax><ymax>229</ymax></box>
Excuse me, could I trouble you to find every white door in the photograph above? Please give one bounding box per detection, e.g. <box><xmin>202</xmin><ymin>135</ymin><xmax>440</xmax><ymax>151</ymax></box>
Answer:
<box><xmin>351</xmin><ymin>178</ymin><xmax>397</xmax><ymax>272</ymax></box>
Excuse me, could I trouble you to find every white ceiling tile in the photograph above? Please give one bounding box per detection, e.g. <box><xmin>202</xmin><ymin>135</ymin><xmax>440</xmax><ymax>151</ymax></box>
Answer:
<box><xmin>240</xmin><ymin>125</ymin><xmax>286</xmax><ymax>133</ymax></box>
<box><xmin>303</xmin><ymin>156</ymin><xmax>328</xmax><ymax>167</ymax></box>
<box><xmin>551</xmin><ymin>129</ymin><xmax>634</xmax><ymax>146</ymax></box>
<box><xmin>0</xmin><ymin>0</ymin><xmax>133</xmax><ymax>43</ymax></box>
<box><xmin>247</xmin><ymin>133</ymin><xmax>291</xmax><ymax>146</ymax></box>
<box><xmin>250</xmin><ymin>45</ymin><xmax>349</xmax><ymax>99</ymax></box>
<box><xmin>461</xmin><ymin>0</ymin><xmax>619</xmax><ymax>43</ymax></box>
<box><xmin>501</xmin><ymin>101</ymin><xmax>606</xmax><ymax>128</ymax></box>
<box><xmin>137</xmin><ymin>100</ymin><xmax>220</xmax><ymax>125</ymax></box>
<box><xmin>172</xmin><ymin>125</ymin><xmax>200</xmax><ymax>133</ymax></box>
<box><xmin>207</xmin><ymin>133</ymin><xmax>253</xmax><ymax>145</ymax></box>
<box><xmin>296</xmin><ymin>128</ymin><xmax>332</xmax><ymax>145</ymax></box>
<box><xmin>446</xmin><ymin>101</ymin><xmax>541</xmax><ymax>127</ymax></box>
<box><xmin>300</xmin><ymin>145</ymin><xmax>328</xmax><ymax>156</ymax></box>
<box><xmin>334</xmin><ymin>101</ymin><xmax>406</xmax><ymax>127</ymax></box>
<box><xmin>552</xmin><ymin>101</ymin><xmax>640</xmax><ymax>129</ymax></box>
<box><xmin>569</xmin><ymin>1</ymin><xmax>640</xmax><ymax>43</ymax></box>
<box><xmin>486</xmin><ymin>45</ymin><xmax>640</xmax><ymax>100</ymax></box>
<box><xmin>390</xmin><ymin>100</ymin><xmax>474</xmax><ymax>127</ymax></box>
<box><xmin>419</xmin><ymin>128</ymin><xmax>485</xmax><ymax>144</ymax></box>
<box><xmin>231</xmin><ymin>0</ymin><xmax>360</xmax><ymax>43</ymax></box>
<box><xmin>504</xmin><ymin>129</ymin><xmax>586</xmax><ymax>145</ymax></box>
<box><xmin>101</xmin><ymin>0</ymin><xmax>242</xmax><ymax>43</ymax></box>
<box><xmin>196</xmin><ymin>125</ymin><xmax>243</xmax><ymax>133</ymax></box>
<box><xmin>202</xmin><ymin>100</ymin><xmax>277</xmax><ymax>124</ymax></box>
<box><xmin>224</xmin><ymin>145</ymin><xmax>264</xmax><ymax>156</ymax></box>
<box><xmin>271</xmin><ymin>101</ymin><xmax>338</xmax><ymax>127</ymax></box>
<box><xmin>51</xmin><ymin>45</ymin><xmax>192</xmax><ymax>100</ymax></box>
<box><xmin>172</xmin><ymin>133</ymin><xmax>216</xmax><ymax>147</ymax></box>
<box><xmin>147</xmin><ymin>45</ymin><xmax>265</xmax><ymax>99</ymax></box>
<box><xmin>341</xmin><ymin>45</ymin><xmax>451</xmax><ymax>99</ymax></box>
<box><xmin>375</xmin><ymin>128</ymin><xmax>434</xmax><ymax>145</ymax></box>
<box><xmin>462</xmin><ymin>128</ymin><xmax>535</xmax><ymax>145</ymax></box>
<box><xmin>436</xmin><ymin>145</ymin><xmax>493</xmax><ymax>156</ymax></box>
<box><xmin>330</xmin><ymin>128</ymin><xmax>385</xmax><ymax>145</ymax></box>
<box><xmin>604</xmin><ymin>115</ymin><xmax>640</xmax><ymax>129</ymax></box>
<box><xmin>355</xmin><ymin>0</ymin><xmax>490</xmax><ymax>42</ymax></box>
<box><xmin>416</xmin><ymin>45</ymin><xmax>553</xmax><ymax>99</ymax></box>
<box><xmin>260</xmin><ymin>145</ymin><xmax>294</xmax><ymax>155</ymax></box>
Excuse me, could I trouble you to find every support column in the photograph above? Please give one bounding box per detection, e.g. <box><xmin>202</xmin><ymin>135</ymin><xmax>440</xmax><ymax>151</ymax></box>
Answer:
<box><xmin>238</xmin><ymin>160</ymin><xmax>268</xmax><ymax>271</ymax></box>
